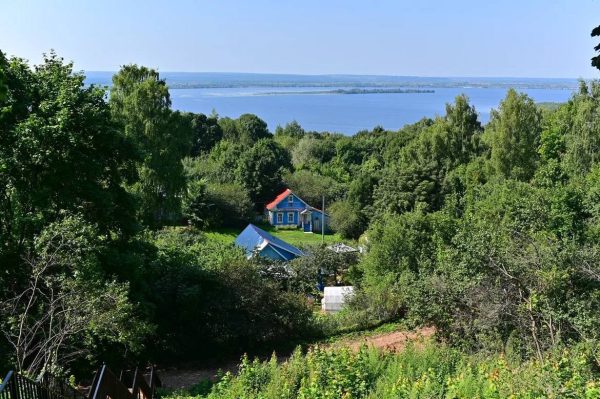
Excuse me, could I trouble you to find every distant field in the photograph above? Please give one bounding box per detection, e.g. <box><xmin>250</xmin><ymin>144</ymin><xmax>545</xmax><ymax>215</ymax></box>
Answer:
<box><xmin>203</xmin><ymin>223</ymin><xmax>344</xmax><ymax>248</ymax></box>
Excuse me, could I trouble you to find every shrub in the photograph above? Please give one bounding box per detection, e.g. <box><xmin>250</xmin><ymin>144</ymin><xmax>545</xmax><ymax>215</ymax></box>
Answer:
<box><xmin>141</xmin><ymin>227</ymin><xmax>315</xmax><ymax>363</ymax></box>
<box><xmin>163</xmin><ymin>343</ymin><xmax>600</xmax><ymax>399</ymax></box>
<box><xmin>183</xmin><ymin>180</ymin><xmax>253</xmax><ymax>228</ymax></box>
<box><xmin>329</xmin><ymin>200</ymin><xmax>368</xmax><ymax>239</ymax></box>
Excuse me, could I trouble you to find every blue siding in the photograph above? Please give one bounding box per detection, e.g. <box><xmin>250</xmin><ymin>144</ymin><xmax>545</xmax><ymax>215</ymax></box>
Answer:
<box><xmin>266</xmin><ymin>190</ymin><xmax>329</xmax><ymax>231</ymax></box>
<box><xmin>311</xmin><ymin>211</ymin><xmax>330</xmax><ymax>233</ymax></box>
<box><xmin>272</xmin><ymin>193</ymin><xmax>306</xmax><ymax>212</ymax></box>
<box><xmin>271</xmin><ymin>210</ymin><xmax>299</xmax><ymax>226</ymax></box>
<box><xmin>286</xmin><ymin>211</ymin><xmax>297</xmax><ymax>225</ymax></box>
<box><xmin>271</xmin><ymin>211</ymin><xmax>292</xmax><ymax>225</ymax></box>
<box><xmin>270</xmin><ymin>193</ymin><xmax>304</xmax><ymax>226</ymax></box>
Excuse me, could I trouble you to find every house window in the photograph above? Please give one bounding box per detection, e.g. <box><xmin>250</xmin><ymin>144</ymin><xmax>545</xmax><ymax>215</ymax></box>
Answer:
<box><xmin>288</xmin><ymin>212</ymin><xmax>295</xmax><ymax>223</ymax></box>
<box><xmin>288</xmin><ymin>195</ymin><xmax>294</xmax><ymax>204</ymax></box>
<box><xmin>277</xmin><ymin>213</ymin><xmax>283</xmax><ymax>223</ymax></box>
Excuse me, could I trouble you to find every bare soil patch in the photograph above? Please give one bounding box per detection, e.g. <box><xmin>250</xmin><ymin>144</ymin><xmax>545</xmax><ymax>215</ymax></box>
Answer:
<box><xmin>334</xmin><ymin>326</ymin><xmax>435</xmax><ymax>352</ymax></box>
<box><xmin>159</xmin><ymin>361</ymin><xmax>238</xmax><ymax>389</ymax></box>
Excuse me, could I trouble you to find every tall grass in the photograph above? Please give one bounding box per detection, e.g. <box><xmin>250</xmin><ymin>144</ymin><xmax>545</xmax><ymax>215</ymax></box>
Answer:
<box><xmin>163</xmin><ymin>342</ymin><xmax>600</xmax><ymax>399</ymax></box>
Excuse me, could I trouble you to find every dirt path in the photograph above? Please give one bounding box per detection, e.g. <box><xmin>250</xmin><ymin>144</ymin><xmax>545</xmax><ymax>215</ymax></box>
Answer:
<box><xmin>159</xmin><ymin>327</ymin><xmax>435</xmax><ymax>389</ymax></box>
<box><xmin>333</xmin><ymin>326</ymin><xmax>435</xmax><ymax>352</ymax></box>
<box><xmin>159</xmin><ymin>361</ymin><xmax>238</xmax><ymax>390</ymax></box>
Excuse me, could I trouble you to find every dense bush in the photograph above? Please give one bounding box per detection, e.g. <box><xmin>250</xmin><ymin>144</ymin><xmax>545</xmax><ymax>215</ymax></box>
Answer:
<box><xmin>164</xmin><ymin>342</ymin><xmax>600</xmax><ymax>399</ymax></box>
<box><xmin>287</xmin><ymin>245</ymin><xmax>359</xmax><ymax>295</ymax></box>
<box><xmin>353</xmin><ymin>179</ymin><xmax>600</xmax><ymax>357</ymax></box>
<box><xmin>140</xmin><ymin>228</ymin><xmax>316</xmax><ymax>363</ymax></box>
<box><xmin>183</xmin><ymin>180</ymin><xmax>253</xmax><ymax>228</ymax></box>
<box><xmin>329</xmin><ymin>200</ymin><xmax>368</xmax><ymax>239</ymax></box>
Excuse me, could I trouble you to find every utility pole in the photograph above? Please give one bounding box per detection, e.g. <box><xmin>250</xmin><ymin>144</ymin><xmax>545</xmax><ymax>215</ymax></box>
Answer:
<box><xmin>322</xmin><ymin>195</ymin><xmax>325</xmax><ymax>244</ymax></box>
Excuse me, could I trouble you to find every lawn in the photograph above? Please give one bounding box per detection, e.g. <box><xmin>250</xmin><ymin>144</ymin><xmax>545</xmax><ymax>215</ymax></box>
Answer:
<box><xmin>203</xmin><ymin>223</ymin><xmax>346</xmax><ymax>248</ymax></box>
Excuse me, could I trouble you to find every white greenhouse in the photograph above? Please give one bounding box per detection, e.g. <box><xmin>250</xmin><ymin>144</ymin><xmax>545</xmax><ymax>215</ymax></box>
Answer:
<box><xmin>321</xmin><ymin>286</ymin><xmax>354</xmax><ymax>314</ymax></box>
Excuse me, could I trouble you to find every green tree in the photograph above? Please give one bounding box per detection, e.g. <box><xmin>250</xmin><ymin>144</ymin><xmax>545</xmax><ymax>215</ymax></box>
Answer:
<box><xmin>197</xmin><ymin>140</ymin><xmax>246</xmax><ymax>183</ymax></box>
<box><xmin>374</xmin><ymin>96</ymin><xmax>482</xmax><ymax>217</ymax></box>
<box><xmin>182</xmin><ymin>179</ymin><xmax>253</xmax><ymax>229</ymax></box>
<box><xmin>562</xmin><ymin>81</ymin><xmax>600</xmax><ymax>176</ymax></box>
<box><xmin>276</xmin><ymin>120</ymin><xmax>305</xmax><ymax>139</ymax></box>
<box><xmin>110</xmin><ymin>65</ymin><xmax>193</xmax><ymax>227</ymax></box>
<box><xmin>443</xmin><ymin>94</ymin><xmax>483</xmax><ymax>165</ymax></box>
<box><xmin>236</xmin><ymin>113</ymin><xmax>271</xmax><ymax>145</ymax></box>
<box><xmin>329</xmin><ymin>200</ymin><xmax>367</xmax><ymax>239</ymax></box>
<box><xmin>0</xmin><ymin>215</ymin><xmax>146</xmax><ymax>376</ymax></box>
<box><xmin>592</xmin><ymin>24</ymin><xmax>600</xmax><ymax>70</ymax></box>
<box><xmin>291</xmin><ymin>135</ymin><xmax>337</xmax><ymax>169</ymax></box>
<box><xmin>144</xmin><ymin>228</ymin><xmax>313</xmax><ymax>361</ymax></box>
<box><xmin>237</xmin><ymin>139</ymin><xmax>291</xmax><ymax>206</ymax></box>
<box><xmin>0</xmin><ymin>52</ymin><xmax>136</xmax><ymax>258</ymax></box>
<box><xmin>0</xmin><ymin>50</ymin><xmax>7</xmax><ymax>102</ymax></box>
<box><xmin>189</xmin><ymin>112</ymin><xmax>223</xmax><ymax>156</ymax></box>
<box><xmin>218</xmin><ymin>116</ymin><xmax>239</xmax><ymax>141</ymax></box>
<box><xmin>274</xmin><ymin>120</ymin><xmax>305</xmax><ymax>151</ymax></box>
<box><xmin>484</xmin><ymin>89</ymin><xmax>542</xmax><ymax>181</ymax></box>
<box><xmin>283</xmin><ymin>169</ymin><xmax>343</xmax><ymax>206</ymax></box>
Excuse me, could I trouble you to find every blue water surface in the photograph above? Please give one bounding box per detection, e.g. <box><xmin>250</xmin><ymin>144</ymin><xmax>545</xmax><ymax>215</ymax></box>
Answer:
<box><xmin>169</xmin><ymin>86</ymin><xmax>573</xmax><ymax>134</ymax></box>
<box><xmin>85</xmin><ymin>72</ymin><xmax>577</xmax><ymax>134</ymax></box>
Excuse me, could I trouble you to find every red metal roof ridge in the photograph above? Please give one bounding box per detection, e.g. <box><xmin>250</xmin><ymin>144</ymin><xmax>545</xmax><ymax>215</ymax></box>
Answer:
<box><xmin>265</xmin><ymin>188</ymin><xmax>292</xmax><ymax>210</ymax></box>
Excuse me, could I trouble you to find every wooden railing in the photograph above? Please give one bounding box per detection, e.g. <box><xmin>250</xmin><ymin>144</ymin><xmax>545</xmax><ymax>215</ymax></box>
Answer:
<box><xmin>0</xmin><ymin>366</ymin><xmax>160</xmax><ymax>399</ymax></box>
<box><xmin>88</xmin><ymin>366</ymin><xmax>160</xmax><ymax>399</ymax></box>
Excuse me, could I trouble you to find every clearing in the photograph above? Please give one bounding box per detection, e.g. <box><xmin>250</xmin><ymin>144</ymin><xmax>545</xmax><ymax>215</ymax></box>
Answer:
<box><xmin>203</xmin><ymin>223</ymin><xmax>346</xmax><ymax>247</ymax></box>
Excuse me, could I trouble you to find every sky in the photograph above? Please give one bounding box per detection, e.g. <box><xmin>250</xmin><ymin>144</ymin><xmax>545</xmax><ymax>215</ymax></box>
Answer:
<box><xmin>1</xmin><ymin>0</ymin><xmax>599</xmax><ymax>78</ymax></box>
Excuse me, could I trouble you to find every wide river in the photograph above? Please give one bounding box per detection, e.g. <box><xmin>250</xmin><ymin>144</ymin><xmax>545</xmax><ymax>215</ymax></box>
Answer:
<box><xmin>168</xmin><ymin>86</ymin><xmax>573</xmax><ymax>134</ymax></box>
<box><xmin>85</xmin><ymin>72</ymin><xmax>578</xmax><ymax>134</ymax></box>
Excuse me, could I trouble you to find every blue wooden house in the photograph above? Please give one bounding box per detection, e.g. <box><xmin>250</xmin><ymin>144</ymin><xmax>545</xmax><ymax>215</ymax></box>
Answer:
<box><xmin>235</xmin><ymin>224</ymin><xmax>304</xmax><ymax>261</ymax></box>
<box><xmin>265</xmin><ymin>189</ymin><xmax>329</xmax><ymax>233</ymax></box>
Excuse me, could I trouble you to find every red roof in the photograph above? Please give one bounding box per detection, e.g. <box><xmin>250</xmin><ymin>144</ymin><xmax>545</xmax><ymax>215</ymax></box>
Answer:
<box><xmin>266</xmin><ymin>188</ymin><xmax>292</xmax><ymax>210</ymax></box>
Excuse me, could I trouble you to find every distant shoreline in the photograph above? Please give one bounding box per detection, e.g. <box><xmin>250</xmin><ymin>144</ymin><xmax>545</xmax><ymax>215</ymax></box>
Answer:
<box><xmin>85</xmin><ymin>72</ymin><xmax>582</xmax><ymax>91</ymax></box>
<box><xmin>254</xmin><ymin>88</ymin><xmax>436</xmax><ymax>96</ymax></box>
<box><xmin>165</xmin><ymin>82</ymin><xmax>577</xmax><ymax>90</ymax></box>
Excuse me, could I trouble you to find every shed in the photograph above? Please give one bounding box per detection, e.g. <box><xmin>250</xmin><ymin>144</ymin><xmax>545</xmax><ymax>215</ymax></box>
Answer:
<box><xmin>235</xmin><ymin>224</ymin><xmax>304</xmax><ymax>261</ymax></box>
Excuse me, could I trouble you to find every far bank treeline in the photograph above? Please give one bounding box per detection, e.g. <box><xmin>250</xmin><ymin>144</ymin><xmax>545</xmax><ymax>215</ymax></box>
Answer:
<box><xmin>3</xmin><ymin>49</ymin><xmax>600</xmax><ymax>378</ymax></box>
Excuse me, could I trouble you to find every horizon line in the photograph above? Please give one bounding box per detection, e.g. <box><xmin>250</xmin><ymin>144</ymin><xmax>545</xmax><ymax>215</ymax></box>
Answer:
<box><xmin>82</xmin><ymin>70</ymin><xmax>597</xmax><ymax>81</ymax></box>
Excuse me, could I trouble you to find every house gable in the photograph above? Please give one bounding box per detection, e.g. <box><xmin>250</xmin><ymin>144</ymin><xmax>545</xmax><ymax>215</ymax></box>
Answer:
<box><xmin>266</xmin><ymin>189</ymin><xmax>310</xmax><ymax>211</ymax></box>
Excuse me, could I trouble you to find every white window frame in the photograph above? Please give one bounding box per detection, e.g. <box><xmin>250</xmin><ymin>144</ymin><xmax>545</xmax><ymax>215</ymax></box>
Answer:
<box><xmin>288</xmin><ymin>194</ymin><xmax>294</xmax><ymax>204</ymax></box>
<box><xmin>277</xmin><ymin>212</ymin><xmax>283</xmax><ymax>223</ymax></box>
<box><xmin>288</xmin><ymin>212</ymin><xmax>295</xmax><ymax>223</ymax></box>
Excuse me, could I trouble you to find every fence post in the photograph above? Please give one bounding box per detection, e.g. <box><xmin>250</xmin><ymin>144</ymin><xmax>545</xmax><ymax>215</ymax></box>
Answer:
<box><xmin>8</xmin><ymin>373</ymin><xmax>19</xmax><ymax>399</ymax></box>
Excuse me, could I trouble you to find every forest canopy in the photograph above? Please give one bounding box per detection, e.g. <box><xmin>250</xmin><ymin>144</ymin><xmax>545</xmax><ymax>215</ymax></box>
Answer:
<box><xmin>2</xmin><ymin>47</ymin><xmax>600</xmax><ymax>387</ymax></box>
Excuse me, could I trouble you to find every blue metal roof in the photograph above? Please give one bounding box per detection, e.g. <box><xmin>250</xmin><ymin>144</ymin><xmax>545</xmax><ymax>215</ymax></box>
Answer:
<box><xmin>234</xmin><ymin>224</ymin><xmax>304</xmax><ymax>261</ymax></box>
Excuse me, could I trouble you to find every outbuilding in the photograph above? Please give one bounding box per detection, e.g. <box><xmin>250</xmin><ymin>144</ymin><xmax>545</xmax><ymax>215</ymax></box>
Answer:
<box><xmin>321</xmin><ymin>286</ymin><xmax>354</xmax><ymax>314</ymax></box>
<box><xmin>235</xmin><ymin>223</ymin><xmax>304</xmax><ymax>261</ymax></box>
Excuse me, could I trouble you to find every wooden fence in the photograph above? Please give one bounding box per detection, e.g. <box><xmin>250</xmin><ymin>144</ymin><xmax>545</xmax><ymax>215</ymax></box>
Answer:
<box><xmin>0</xmin><ymin>366</ymin><xmax>160</xmax><ymax>399</ymax></box>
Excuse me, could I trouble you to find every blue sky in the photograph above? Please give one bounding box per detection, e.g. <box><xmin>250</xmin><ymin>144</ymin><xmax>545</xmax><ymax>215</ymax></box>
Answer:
<box><xmin>1</xmin><ymin>0</ymin><xmax>599</xmax><ymax>78</ymax></box>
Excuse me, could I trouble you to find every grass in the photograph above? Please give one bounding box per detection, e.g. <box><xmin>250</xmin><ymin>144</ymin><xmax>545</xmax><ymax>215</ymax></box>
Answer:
<box><xmin>203</xmin><ymin>227</ymin><xmax>240</xmax><ymax>244</ymax></box>
<box><xmin>203</xmin><ymin>223</ymin><xmax>346</xmax><ymax>248</ymax></box>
